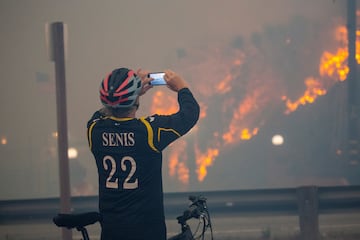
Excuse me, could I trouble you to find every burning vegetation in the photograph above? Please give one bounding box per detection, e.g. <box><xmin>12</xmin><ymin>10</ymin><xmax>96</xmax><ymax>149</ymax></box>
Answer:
<box><xmin>149</xmin><ymin>13</ymin><xmax>360</xmax><ymax>186</ymax></box>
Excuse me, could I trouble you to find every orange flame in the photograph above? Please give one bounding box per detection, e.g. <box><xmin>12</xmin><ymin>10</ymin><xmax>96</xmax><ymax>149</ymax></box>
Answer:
<box><xmin>222</xmin><ymin>89</ymin><xmax>263</xmax><ymax>144</ymax></box>
<box><xmin>195</xmin><ymin>145</ymin><xmax>219</xmax><ymax>182</ymax></box>
<box><xmin>216</xmin><ymin>73</ymin><xmax>233</xmax><ymax>94</ymax></box>
<box><xmin>150</xmin><ymin>90</ymin><xmax>178</xmax><ymax>115</ymax></box>
<box><xmin>284</xmin><ymin>25</ymin><xmax>360</xmax><ymax>114</ymax></box>
<box><xmin>282</xmin><ymin>77</ymin><xmax>327</xmax><ymax>114</ymax></box>
<box><xmin>176</xmin><ymin>161</ymin><xmax>190</xmax><ymax>185</ymax></box>
<box><xmin>319</xmin><ymin>26</ymin><xmax>349</xmax><ymax>81</ymax></box>
<box><xmin>168</xmin><ymin>139</ymin><xmax>189</xmax><ymax>184</ymax></box>
<box><xmin>199</xmin><ymin>102</ymin><xmax>208</xmax><ymax>119</ymax></box>
<box><xmin>320</xmin><ymin>49</ymin><xmax>349</xmax><ymax>81</ymax></box>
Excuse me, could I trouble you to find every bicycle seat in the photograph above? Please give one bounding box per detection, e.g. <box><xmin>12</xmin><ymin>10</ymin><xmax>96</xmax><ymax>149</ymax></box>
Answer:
<box><xmin>53</xmin><ymin>212</ymin><xmax>101</xmax><ymax>229</ymax></box>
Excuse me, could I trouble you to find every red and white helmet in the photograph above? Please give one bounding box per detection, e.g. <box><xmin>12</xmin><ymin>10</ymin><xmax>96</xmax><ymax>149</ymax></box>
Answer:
<box><xmin>99</xmin><ymin>68</ymin><xmax>142</xmax><ymax>108</ymax></box>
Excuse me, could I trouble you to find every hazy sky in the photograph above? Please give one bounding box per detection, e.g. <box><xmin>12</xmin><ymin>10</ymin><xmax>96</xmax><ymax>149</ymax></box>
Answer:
<box><xmin>0</xmin><ymin>0</ymin><xmax>353</xmax><ymax>200</ymax></box>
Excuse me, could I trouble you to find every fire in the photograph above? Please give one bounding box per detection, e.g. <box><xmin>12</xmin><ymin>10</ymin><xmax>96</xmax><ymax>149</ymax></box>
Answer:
<box><xmin>283</xmin><ymin>25</ymin><xmax>360</xmax><ymax>114</ymax></box>
<box><xmin>282</xmin><ymin>77</ymin><xmax>327</xmax><ymax>114</ymax></box>
<box><xmin>169</xmin><ymin>140</ymin><xmax>190</xmax><ymax>184</ymax></box>
<box><xmin>320</xmin><ymin>49</ymin><xmax>349</xmax><ymax>81</ymax></box>
<box><xmin>199</xmin><ymin>102</ymin><xmax>208</xmax><ymax>119</ymax></box>
<box><xmin>150</xmin><ymin>90</ymin><xmax>178</xmax><ymax>115</ymax></box>
<box><xmin>222</xmin><ymin>87</ymin><xmax>266</xmax><ymax>145</ymax></box>
<box><xmin>216</xmin><ymin>73</ymin><xmax>233</xmax><ymax>94</ymax></box>
<box><xmin>167</xmin><ymin>139</ymin><xmax>189</xmax><ymax>184</ymax></box>
<box><xmin>168</xmin><ymin>140</ymin><xmax>185</xmax><ymax>177</ymax></box>
<box><xmin>195</xmin><ymin>146</ymin><xmax>219</xmax><ymax>182</ymax></box>
<box><xmin>176</xmin><ymin>161</ymin><xmax>190</xmax><ymax>185</ymax></box>
<box><xmin>150</xmin><ymin>17</ymin><xmax>360</xmax><ymax>186</ymax></box>
<box><xmin>240</xmin><ymin>128</ymin><xmax>259</xmax><ymax>140</ymax></box>
<box><xmin>319</xmin><ymin>26</ymin><xmax>349</xmax><ymax>81</ymax></box>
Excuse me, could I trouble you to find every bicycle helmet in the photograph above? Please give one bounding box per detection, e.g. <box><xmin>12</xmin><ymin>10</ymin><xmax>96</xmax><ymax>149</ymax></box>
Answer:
<box><xmin>99</xmin><ymin>68</ymin><xmax>142</xmax><ymax>108</ymax></box>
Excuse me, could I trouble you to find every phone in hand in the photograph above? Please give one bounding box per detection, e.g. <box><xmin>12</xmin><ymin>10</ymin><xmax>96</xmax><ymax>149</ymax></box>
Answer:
<box><xmin>148</xmin><ymin>72</ymin><xmax>166</xmax><ymax>86</ymax></box>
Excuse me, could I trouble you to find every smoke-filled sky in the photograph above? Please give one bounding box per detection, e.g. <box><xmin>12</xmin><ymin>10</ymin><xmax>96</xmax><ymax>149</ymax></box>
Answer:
<box><xmin>0</xmin><ymin>0</ymin><xmax>356</xmax><ymax>200</ymax></box>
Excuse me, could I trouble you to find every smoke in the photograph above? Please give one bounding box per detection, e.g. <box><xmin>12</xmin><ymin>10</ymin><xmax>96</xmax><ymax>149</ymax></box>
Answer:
<box><xmin>0</xmin><ymin>0</ymin><xmax>351</xmax><ymax>199</ymax></box>
<box><xmin>159</xmin><ymin>13</ymin><xmax>359</xmax><ymax>190</ymax></box>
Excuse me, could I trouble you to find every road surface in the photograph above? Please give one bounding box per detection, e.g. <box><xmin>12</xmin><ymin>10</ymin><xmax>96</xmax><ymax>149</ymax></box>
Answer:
<box><xmin>1</xmin><ymin>212</ymin><xmax>360</xmax><ymax>239</ymax></box>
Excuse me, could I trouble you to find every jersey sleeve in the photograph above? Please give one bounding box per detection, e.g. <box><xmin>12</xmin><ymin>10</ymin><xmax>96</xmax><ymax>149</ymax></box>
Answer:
<box><xmin>142</xmin><ymin>88</ymin><xmax>200</xmax><ymax>151</ymax></box>
<box><xmin>86</xmin><ymin>110</ymin><xmax>106</xmax><ymax>150</ymax></box>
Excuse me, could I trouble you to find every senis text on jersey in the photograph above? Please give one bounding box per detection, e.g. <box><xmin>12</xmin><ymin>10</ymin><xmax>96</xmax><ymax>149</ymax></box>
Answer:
<box><xmin>102</xmin><ymin>132</ymin><xmax>135</xmax><ymax>146</ymax></box>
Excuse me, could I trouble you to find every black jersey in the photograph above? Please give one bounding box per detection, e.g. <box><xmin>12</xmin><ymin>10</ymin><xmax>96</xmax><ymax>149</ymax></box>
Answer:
<box><xmin>87</xmin><ymin>88</ymin><xmax>199</xmax><ymax>240</ymax></box>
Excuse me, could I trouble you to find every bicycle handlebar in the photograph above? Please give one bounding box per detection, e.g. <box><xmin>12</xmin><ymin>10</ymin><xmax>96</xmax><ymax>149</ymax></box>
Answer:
<box><xmin>176</xmin><ymin>195</ymin><xmax>208</xmax><ymax>224</ymax></box>
<box><xmin>189</xmin><ymin>195</ymin><xmax>207</xmax><ymax>204</ymax></box>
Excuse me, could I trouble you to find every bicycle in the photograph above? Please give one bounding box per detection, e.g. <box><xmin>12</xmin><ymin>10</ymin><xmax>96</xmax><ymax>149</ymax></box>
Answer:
<box><xmin>53</xmin><ymin>195</ymin><xmax>214</xmax><ymax>240</ymax></box>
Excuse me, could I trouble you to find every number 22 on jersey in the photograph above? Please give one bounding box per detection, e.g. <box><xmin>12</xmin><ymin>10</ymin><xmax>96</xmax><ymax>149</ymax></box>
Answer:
<box><xmin>102</xmin><ymin>155</ymin><xmax>139</xmax><ymax>190</ymax></box>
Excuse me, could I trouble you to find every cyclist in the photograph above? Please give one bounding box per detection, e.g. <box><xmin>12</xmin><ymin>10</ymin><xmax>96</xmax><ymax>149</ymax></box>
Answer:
<box><xmin>87</xmin><ymin>68</ymin><xmax>200</xmax><ymax>240</ymax></box>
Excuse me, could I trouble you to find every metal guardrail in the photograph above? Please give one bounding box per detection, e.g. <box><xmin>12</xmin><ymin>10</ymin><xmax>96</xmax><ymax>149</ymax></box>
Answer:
<box><xmin>0</xmin><ymin>185</ymin><xmax>359</xmax><ymax>225</ymax></box>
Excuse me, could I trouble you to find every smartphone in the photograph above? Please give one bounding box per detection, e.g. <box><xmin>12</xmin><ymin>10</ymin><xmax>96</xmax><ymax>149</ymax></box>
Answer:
<box><xmin>148</xmin><ymin>72</ymin><xmax>166</xmax><ymax>86</ymax></box>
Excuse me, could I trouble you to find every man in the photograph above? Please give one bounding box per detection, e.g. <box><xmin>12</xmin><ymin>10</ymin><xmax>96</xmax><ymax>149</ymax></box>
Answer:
<box><xmin>87</xmin><ymin>67</ymin><xmax>200</xmax><ymax>240</ymax></box>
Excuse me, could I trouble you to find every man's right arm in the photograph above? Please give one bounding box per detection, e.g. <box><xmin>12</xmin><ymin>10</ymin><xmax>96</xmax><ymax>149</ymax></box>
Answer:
<box><xmin>175</xmin><ymin>87</ymin><xmax>200</xmax><ymax>134</ymax></box>
<box><xmin>163</xmin><ymin>69</ymin><xmax>200</xmax><ymax>134</ymax></box>
<box><xmin>140</xmin><ymin>69</ymin><xmax>200</xmax><ymax>151</ymax></box>
<box><xmin>144</xmin><ymin>87</ymin><xmax>199</xmax><ymax>152</ymax></box>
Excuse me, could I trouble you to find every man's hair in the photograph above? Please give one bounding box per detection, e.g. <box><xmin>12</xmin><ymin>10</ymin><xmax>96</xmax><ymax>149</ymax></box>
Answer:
<box><xmin>104</xmin><ymin>103</ymin><xmax>138</xmax><ymax>118</ymax></box>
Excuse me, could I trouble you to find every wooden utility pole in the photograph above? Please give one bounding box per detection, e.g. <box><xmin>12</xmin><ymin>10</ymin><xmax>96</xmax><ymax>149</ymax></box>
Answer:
<box><xmin>48</xmin><ymin>22</ymin><xmax>72</xmax><ymax>240</ymax></box>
